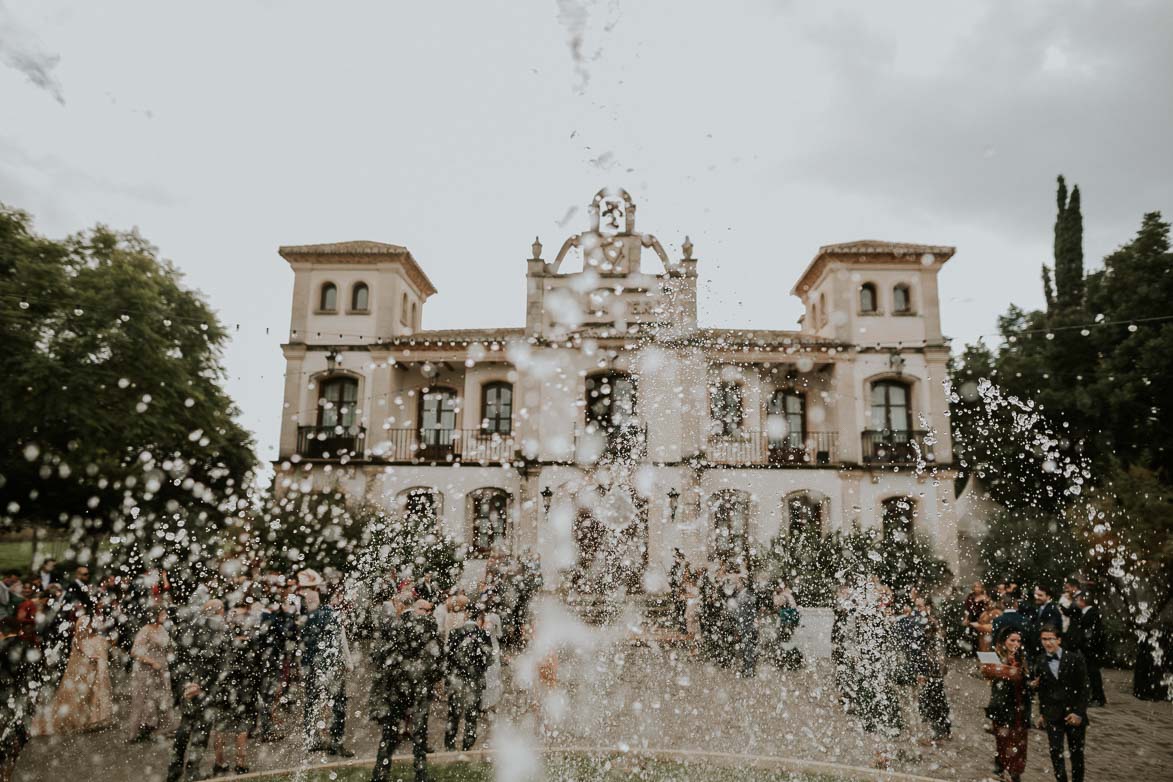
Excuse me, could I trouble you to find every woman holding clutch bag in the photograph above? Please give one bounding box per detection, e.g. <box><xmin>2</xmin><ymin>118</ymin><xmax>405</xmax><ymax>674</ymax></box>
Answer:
<box><xmin>980</xmin><ymin>628</ymin><xmax>1032</xmax><ymax>782</ymax></box>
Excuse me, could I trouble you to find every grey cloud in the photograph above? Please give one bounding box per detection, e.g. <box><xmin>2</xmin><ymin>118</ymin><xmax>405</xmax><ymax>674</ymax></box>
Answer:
<box><xmin>781</xmin><ymin>1</ymin><xmax>1173</xmax><ymax>240</ymax></box>
<box><xmin>0</xmin><ymin>137</ymin><xmax>180</xmax><ymax>207</ymax></box>
<box><xmin>555</xmin><ymin>0</ymin><xmax>621</xmax><ymax>93</ymax></box>
<box><xmin>0</xmin><ymin>2</ymin><xmax>65</xmax><ymax>104</ymax></box>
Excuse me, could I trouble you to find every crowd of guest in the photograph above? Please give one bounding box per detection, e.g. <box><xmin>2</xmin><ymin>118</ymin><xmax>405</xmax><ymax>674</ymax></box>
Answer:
<box><xmin>961</xmin><ymin>576</ymin><xmax>1109</xmax><ymax>782</ymax></box>
<box><xmin>3</xmin><ymin>555</ymin><xmax>1170</xmax><ymax>782</ymax></box>
<box><xmin>828</xmin><ymin>577</ymin><xmax>953</xmax><ymax>770</ymax></box>
<box><xmin>666</xmin><ymin>550</ymin><xmax>806</xmax><ymax>676</ymax></box>
<box><xmin>0</xmin><ymin>551</ymin><xmax>544</xmax><ymax>782</ymax></box>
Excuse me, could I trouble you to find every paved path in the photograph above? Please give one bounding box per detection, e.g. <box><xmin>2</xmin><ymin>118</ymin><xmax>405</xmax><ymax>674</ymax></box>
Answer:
<box><xmin>15</xmin><ymin>647</ymin><xmax>1173</xmax><ymax>781</ymax></box>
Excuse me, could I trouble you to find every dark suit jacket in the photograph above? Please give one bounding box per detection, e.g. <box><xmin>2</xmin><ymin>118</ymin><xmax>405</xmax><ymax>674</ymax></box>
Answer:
<box><xmin>1030</xmin><ymin>601</ymin><xmax>1063</xmax><ymax>653</ymax></box>
<box><xmin>1059</xmin><ymin>602</ymin><xmax>1085</xmax><ymax>651</ymax></box>
<box><xmin>992</xmin><ymin>610</ymin><xmax>1027</xmax><ymax>643</ymax></box>
<box><xmin>1078</xmin><ymin>606</ymin><xmax>1106</xmax><ymax>663</ymax></box>
<box><xmin>62</xmin><ymin>580</ymin><xmax>94</xmax><ymax>614</ymax></box>
<box><xmin>1032</xmin><ymin>648</ymin><xmax>1090</xmax><ymax>724</ymax></box>
<box><xmin>1036</xmin><ymin>601</ymin><xmax>1062</xmax><ymax>633</ymax></box>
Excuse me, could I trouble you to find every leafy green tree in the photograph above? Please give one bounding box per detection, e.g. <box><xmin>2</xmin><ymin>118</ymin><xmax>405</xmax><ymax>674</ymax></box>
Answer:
<box><xmin>1084</xmin><ymin>213</ymin><xmax>1173</xmax><ymax>480</ymax></box>
<box><xmin>254</xmin><ymin>490</ymin><xmax>465</xmax><ymax>592</ymax></box>
<box><xmin>948</xmin><ymin>341</ymin><xmax>1074</xmax><ymax>512</ymax></box>
<box><xmin>256</xmin><ymin>491</ymin><xmax>371</xmax><ymax>573</ymax></box>
<box><xmin>761</xmin><ymin>528</ymin><xmax>951</xmax><ymax>607</ymax></box>
<box><xmin>0</xmin><ymin>205</ymin><xmax>255</xmax><ymax>562</ymax></box>
<box><xmin>358</xmin><ymin>502</ymin><xmax>466</xmax><ymax>594</ymax></box>
<box><xmin>979</xmin><ymin>508</ymin><xmax>1084</xmax><ymax>592</ymax></box>
<box><xmin>1089</xmin><ymin>466</ymin><xmax>1173</xmax><ymax>640</ymax></box>
<box><xmin>951</xmin><ymin>178</ymin><xmax>1173</xmax><ymax>645</ymax></box>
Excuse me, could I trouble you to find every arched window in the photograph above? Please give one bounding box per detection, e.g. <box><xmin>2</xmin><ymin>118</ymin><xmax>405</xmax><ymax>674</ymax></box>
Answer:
<box><xmin>398</xmin><ymin>487</ymin><xmax>442</xmax><ymax>526</ymax></box>
<box><xmin>870</xmin><ymin>381</ymin><xmax>911</xmax><ymax>433</ymax></box>
<box><xmin>893</xmin><ymin>284</ymin><xmax>911</xmax><ymax>314</ymax></box>
<box><xmin>710</xmin><ymin>490</ymin><xmax>750</xmax><ymax>564</ymax></box>
<box><xmin>401</xmin><ymin>293</ymin><xmax>410</xmax><ymax>325</ymax></box>
<box><xmin>319</xmin><ymin>282</ymin><xmax>338</xmax><ymax>312</ymax></box>
<box><xmin>786</xmin><ymin>492</ymin><xmax>825</xmax><ymax>539</ymax></box>
<box><xmin>318</xmin><ymin>376</ymin><xmax>358</xmax><ymax>428</ymax></box>
<box><xmin>469</xmin><ymin>488</ymin><xmax>509</xmax><ymax>556</ymax></box>
<box><xmin>585</xmin><ymin>372</ymin><xmax>637</xmax><ymax>433</ymax></box>
<box><xmin>419</xmin><ymin>387</ymin><xmax>458</xmax><ymax>455</ymax></box>
<box><xmin>481</xmin><ymin>382</ymin><xmax>513</xmax><ymax>434</ymax></box>
<box><xmin>351</xmin><ymin>282</ymin><xmax>369</xmax><ymax>312</ymax></box>
<box><xmin>710</xmin><ymin>382</ymin><xmax>744</xmax><ymax>436</ymax></box>
<box><xmin>818</xmin><ymin>293</ymin><xmax>827</xmax><ymax>326</ymax></box>
<box><xmin>882</xmin><ymin>496</ymin><xmax>916</xmax><ymax>542</ymax></box>
<box><xmin>411</xmin><ymin>302</ymin><xmax>418</xmax><ymax>329</ymax></box>
<box><xmin>859</xmin><ymin>283</ymin><xmax>877</xmax><ymax>314</ymax></box>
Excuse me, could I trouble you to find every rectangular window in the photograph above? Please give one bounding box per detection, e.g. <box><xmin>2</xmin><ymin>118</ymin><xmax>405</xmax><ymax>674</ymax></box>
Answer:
<box><xmin>481</xmin><ymin>384</ymin><xmax>513</xmax><ymax>434</ymax></box>
<box><xmin>319</xmin><ymin>378</ymin><xmax>358</xmax><ymax>428</ymax></box>
<box><xmin>711</xmin><ymin>382</ymin><xmax>743</xmax><ymax>436</ymax></box>
<box><xmin>768</xmin><ymin>390</ymin><xmax>805</xmax><ymax>449</ymax></box>
<box><xmin>420</xmin><ymin>389</ymin><xmax>457</xmax><ymax>448</ymax></box>
<box><xmin>870</xmin><ymin>382</ymin><xmax>910</xmax><ymax>432</ymax></box>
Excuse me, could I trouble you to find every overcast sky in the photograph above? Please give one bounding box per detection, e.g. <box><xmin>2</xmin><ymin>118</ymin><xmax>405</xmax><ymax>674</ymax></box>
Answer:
<box><xmin>2</xmin><ymin>0</ymin><xmax>1171</xmax><ymax>464</ymax></box>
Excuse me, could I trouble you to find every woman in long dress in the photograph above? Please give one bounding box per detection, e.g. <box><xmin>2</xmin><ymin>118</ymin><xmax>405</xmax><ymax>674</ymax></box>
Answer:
<box><xmin>126</xmin><ymin>606</ymin><xmax>173</xmax><ymax>741</ymax></box>
<box><xmin>481</xmin><ymin>608</ymin><xmax>504</xmax><ymax>711</ymax></box>
<box><xmin>47</xmin><ymin>612</ymin><xmax>114</xmax><ymax>733</ymax></box>
<box><xmin>980</xmin><ymin>628</ymin><xmax>1031</xmax><ymax>782</ymax></box>
<box><xmin>682</xmin><ymin>574</ymin><xmax>702</xmax><ymax>643</ymax></box>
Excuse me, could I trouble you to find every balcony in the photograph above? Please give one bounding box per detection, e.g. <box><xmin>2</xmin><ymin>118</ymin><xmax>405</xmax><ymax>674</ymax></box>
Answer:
<box><xmin>372</xmin><ymin>429</ymin><xmax>517</xmax><ymax>464</ymax></box>
<box><xmin>297</xmin><ymin>425</ymin><xmax>366</xmax><ymax>459</ymax></box>
<box><xmin>704</xmin><ymin>432</ymin><xmax>838</xmax><ymax>467</ymax></box>
<box><xmin>861</xmin><ymin>430</ymin><xmax>933</xmax><ymax>464</ymax></box>
<box><xmin>574</xmin><ymin>423</ymin><xmax>647</xmax><ymax>464</ymax></box>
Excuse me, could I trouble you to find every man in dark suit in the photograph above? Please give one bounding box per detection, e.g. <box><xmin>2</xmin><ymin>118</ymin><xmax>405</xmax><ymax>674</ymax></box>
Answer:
<box><xmin>1031</xmin><ymin>624</ymin><xmax>1089</xmax><ymax>782</ymax></box>
<box><xmin>992</xmin><ymin>594</ymin><xmax>1028</xmax><ymax>641</ymax></box>
<box><xmin>1031</xmin><ymin>585</ymin><xmax>1063</xmax><ymax>659</ymax></box>
<box><xmin>1059</xmin><ymin>578</ymin><xmax>1086</xmax><ymax>652</ymax></box>
<box><xmin>443</xmin><ymin>604</ymin><xmax>492</xmax><ymax>752</ymax></box>
<box><xmin>36</xmin><ymin>559</ymin><xmax>58</xmax><ymax>591</ymax></box>
<box><xmin>62</xmin><ymin>566</ymin><xmax>95</xmax><ymax>615</ymax></box>
<box><xmin>1076</xmin><ymin>592</ymin><xmax>1107</xmax><ymax>706</ymax></box>
<box><xmin>370</xmin><ymin>599</ymin><xmax>443</xmax><ymax>782</ymax></box>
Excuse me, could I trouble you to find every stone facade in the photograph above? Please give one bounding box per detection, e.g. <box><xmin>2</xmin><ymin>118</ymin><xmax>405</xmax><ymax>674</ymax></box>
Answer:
<box><xmin>272</xmin><ymin>189</ymin><xmax>960</xmax><ymax>589</ymax></box>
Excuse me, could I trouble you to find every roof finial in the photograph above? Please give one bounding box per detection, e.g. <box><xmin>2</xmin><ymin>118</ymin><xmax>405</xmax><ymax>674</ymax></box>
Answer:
<box><xmin>531</xmin><ymin>236</ymin><xmax>543</xmax><ymax>260</ymax></box>
<box><xmin>682</xmin><ymin>235</ymin><xmax>694</xmax><ymax>260</ymax></box>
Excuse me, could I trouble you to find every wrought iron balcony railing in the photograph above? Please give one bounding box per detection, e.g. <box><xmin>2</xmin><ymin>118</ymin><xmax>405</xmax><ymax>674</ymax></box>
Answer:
<box><xmin>704</xmin><ymin>431</ymin><xmax>838</xmax><ymax>466</ymax></box>
<box><xmin>861</xmin><ymin>429</ymin><xmax>933</xmax><ymax>464</ymax></box>
<box><xmin>371</xmin><ymin>428</ymin><xmax>517</xmax><ymax>464</ymax></box>
<box><xmin>297</xmin><ymin>425</ymin><xmax>366</xmax><ymax>459</ymax></box>
<box><xmin>574</xmin><ymin>423</ymin><xmax>647</xmax><ymax>464</ymax></box>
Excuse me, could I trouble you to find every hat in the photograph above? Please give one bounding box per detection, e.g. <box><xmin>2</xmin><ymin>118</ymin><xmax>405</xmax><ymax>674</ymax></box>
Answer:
<box><xmin>297</xmin><ymin>569</ymin><xmax>324</xmax><ymax>589</ymax></box>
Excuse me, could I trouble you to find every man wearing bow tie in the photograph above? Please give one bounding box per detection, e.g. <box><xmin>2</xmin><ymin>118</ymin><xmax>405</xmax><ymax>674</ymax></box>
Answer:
<box><xmin>1030</xmin><ymin>625</ymin><xmax>1090</xmax><ymax>782</ymax></box>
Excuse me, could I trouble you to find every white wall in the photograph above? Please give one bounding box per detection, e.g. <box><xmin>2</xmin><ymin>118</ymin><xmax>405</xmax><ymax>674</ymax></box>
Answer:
<box><xmin>301</xmin><ymin>266</ymin><xmax>380</xmax><ymax>346</ymax></box>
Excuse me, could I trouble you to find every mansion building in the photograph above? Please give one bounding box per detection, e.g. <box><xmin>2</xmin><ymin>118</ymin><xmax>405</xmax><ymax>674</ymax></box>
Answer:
<box><xmin>273</xmin><ymin>189</ymin><xmax>966</xmax><ymax>589</ymax></box>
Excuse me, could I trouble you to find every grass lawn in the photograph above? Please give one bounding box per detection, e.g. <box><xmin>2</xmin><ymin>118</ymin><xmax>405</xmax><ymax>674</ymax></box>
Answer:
<box><xmin>0</xmin><ymin>541</ymin><xmax>34</xmax><ymax>573</ymax></box>
<box><xmin>253</xmin><ymin>756</ymin><xmax>845</xmax><ymax>782</ymax></box>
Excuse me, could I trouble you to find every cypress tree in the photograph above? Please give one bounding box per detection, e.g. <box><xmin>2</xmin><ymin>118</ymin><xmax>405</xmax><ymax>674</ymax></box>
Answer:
<box><xmin>1053</xmin><ymin>175</ymin><xmax>1085</xmax><ymax>310</ymax></box>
